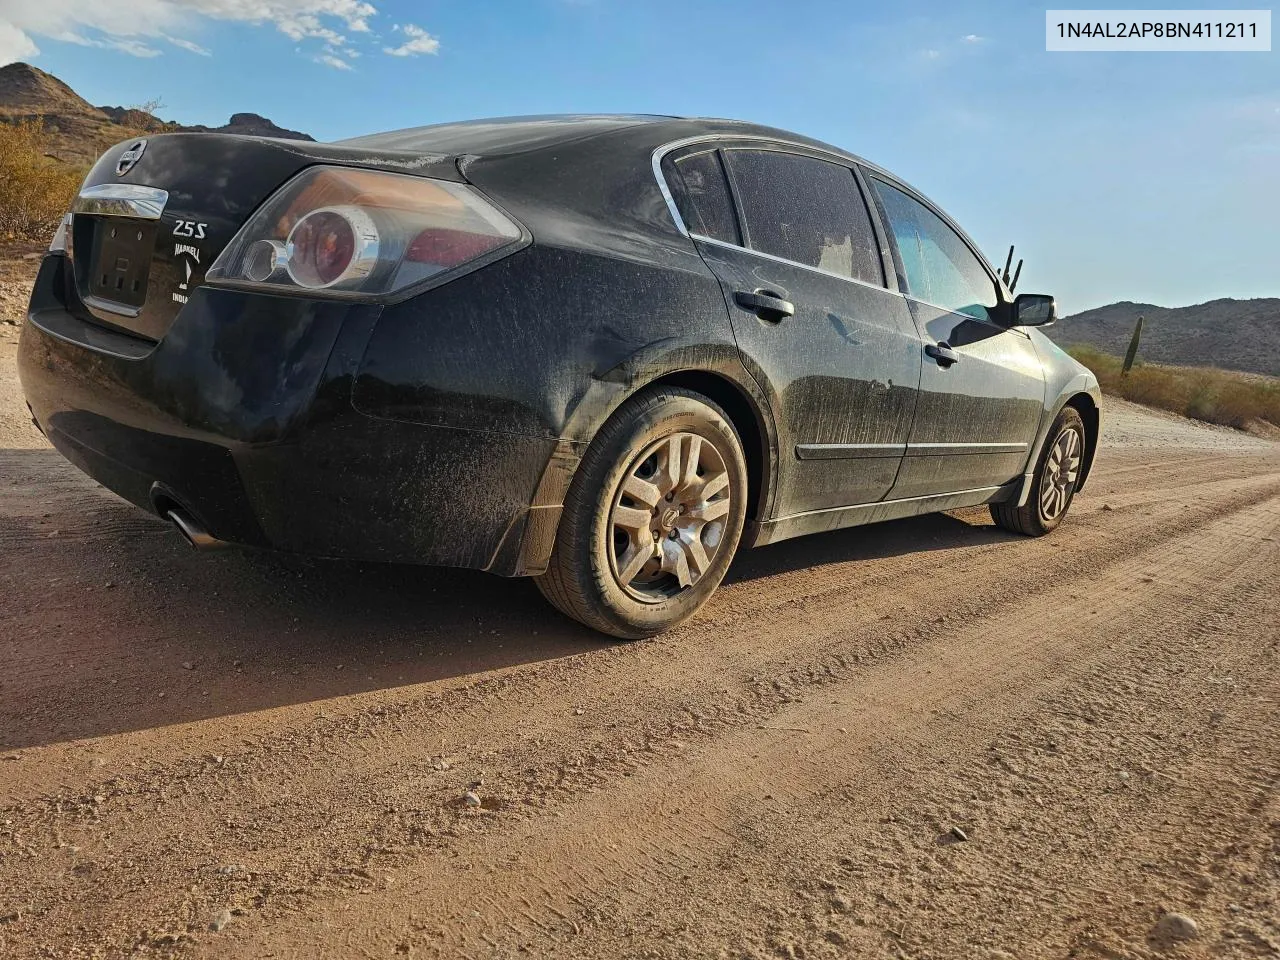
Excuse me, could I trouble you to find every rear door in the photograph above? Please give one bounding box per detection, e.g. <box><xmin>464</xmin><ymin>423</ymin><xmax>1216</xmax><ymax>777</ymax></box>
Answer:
<box><xmin>867</xmin><ymin>175</ymin><xmax>1046</xmax><ymax>499</ymax></box>
<box><xmin>663</xmin><ymin>144</ymin><xmax>922</xmax><ymax>516</ymax></box>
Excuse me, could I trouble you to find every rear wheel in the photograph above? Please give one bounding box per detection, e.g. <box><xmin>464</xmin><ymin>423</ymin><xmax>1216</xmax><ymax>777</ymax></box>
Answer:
<box><xmin>990</xmin><ymin>407</ymin><xmax>1085</xmax><ymax>536</ymax></box>
<box><xmin>535</xmin><ymin>387</ymin><xmax>748</xmax><ymax>639</ymax></box>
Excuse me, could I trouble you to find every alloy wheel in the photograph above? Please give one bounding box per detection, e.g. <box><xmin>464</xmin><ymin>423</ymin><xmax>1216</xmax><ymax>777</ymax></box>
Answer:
<box><xmin>608</xmin><ymin>432</ymin><xmax>732</xmax><ymax>602</ymax></box>
<box><xmin>1040</xmin><ymin>426</ymin><xmax>1082</xmax><ymax>520</ymax></box>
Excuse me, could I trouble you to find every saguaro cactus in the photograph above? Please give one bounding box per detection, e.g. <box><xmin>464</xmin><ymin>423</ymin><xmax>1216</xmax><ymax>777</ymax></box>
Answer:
<box><xmin>1122</xmin><ymin>315</ymin><xmax>1144</xmax><ymax>376</ymax></box>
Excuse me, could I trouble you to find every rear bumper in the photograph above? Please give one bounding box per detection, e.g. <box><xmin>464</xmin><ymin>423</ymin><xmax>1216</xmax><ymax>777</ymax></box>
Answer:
<box><xmin>18</xmin><ymin>255</ymin><xmax>567</xmax><ymax>575</ymax></box>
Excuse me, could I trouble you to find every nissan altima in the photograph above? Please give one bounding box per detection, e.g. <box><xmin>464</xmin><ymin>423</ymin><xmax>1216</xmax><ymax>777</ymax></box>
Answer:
<box><xmin>19</xmin><ymin>115</ymin><xmax>1100</xmax><ymax>638</ymax></box>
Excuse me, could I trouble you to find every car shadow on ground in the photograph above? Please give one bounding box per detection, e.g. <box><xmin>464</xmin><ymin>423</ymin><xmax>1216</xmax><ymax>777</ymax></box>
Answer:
<box><xmin>0</xmin><ymin>448</ymin><xmax>1014</xmax><ymax>752</ymax></box>
<box><xmin>724</xmin><ymin>507</ymin><xmax>1008</xmax><ymax>585</ymax></box>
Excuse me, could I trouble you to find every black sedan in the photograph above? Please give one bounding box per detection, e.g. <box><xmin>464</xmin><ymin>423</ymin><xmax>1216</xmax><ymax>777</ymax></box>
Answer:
<box><xmin>19</xmin><ymin>115</ymin><xmax>1100</xmax><ymax>638</ymax></box>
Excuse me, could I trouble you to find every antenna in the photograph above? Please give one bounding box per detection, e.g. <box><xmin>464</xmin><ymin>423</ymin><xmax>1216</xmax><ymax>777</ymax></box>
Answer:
<box><xmin>1001</xmin><ymin>246</ymin><xmax>1014</xmax><ymax>286</ymax></box>
<box><xmin>1009</xmin><ymin>259</ymin><xmax>1023</xmax><ymax>293</ymax></box>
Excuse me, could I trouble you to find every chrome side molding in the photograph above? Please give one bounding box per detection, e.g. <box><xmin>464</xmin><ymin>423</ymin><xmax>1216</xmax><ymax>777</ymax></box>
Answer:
<box><xmin>72</xmin><ymin>184</ymin><xmax>169</xmax><ymax>220</ymax></box>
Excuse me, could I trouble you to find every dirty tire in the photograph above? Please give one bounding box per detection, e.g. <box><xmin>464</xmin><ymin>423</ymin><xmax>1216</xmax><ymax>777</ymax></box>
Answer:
<box><xmin>535</xmin><ymin>387</ymin><xmax>748</xmax><ymax>639</ymax></box>
<box><xmin>991</xmin><ymin>406</ymin><xmax>1086</xmax><ymax>536</ymax></box>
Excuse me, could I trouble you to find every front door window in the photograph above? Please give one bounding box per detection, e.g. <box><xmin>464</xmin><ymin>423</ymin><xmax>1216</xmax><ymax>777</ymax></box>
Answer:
<box><xmin>872</xmin><ymin>179</ymin><xmax>998</xmax><ymax>321</ymax></box>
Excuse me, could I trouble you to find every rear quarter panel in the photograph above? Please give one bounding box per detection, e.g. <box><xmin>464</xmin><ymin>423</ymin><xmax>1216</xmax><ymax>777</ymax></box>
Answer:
<box><xmin>352</xmin><ymin>135</ymin><xmax>777</xmax><ymax>461</ymax></box>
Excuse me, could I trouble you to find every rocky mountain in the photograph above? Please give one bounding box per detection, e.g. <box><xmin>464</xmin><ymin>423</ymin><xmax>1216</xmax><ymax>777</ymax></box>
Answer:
<box><xmin>0</xmin><ymin>62</ymin><xmax>311</xmax><ymax>165</ymax></box>
<box><xmin>0</xmin><ymin>60</ymin><xmax>88</xmax><ymax>115</ymax></box>
<box><xmin>1052</xmin><ymin>298</ymin><xmax>1280</xmax><ymax>377</ymax></box>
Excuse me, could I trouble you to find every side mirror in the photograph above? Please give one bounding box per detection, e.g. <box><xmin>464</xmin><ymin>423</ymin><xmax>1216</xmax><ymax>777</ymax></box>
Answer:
<box><xmin>1011</xmin><ymin>293</ymin><xmax>1056</xmax><ymax>327</ymax></box>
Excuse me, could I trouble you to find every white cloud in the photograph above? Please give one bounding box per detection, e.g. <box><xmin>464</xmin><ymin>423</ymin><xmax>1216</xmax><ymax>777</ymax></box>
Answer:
<box><xmin>277</xmin><ymin>13</ymin><xmax>348</xmax><ymax>46</ymax></box>
<box><xmin>921</xmin><ymin>34</ymin><xmax>987</xmax><ymax>63</ymax></box>
<box><xmin>49</xmin><ymin>29</ymin><xmax>162</xmax><ymax>57</ymax></box>
<box><xmin>107</xmin><ymin>37</ymin><xmax>162</xmax><ymax>57</ymax></box>
<box><xmin>315</xmin><ymin>52</ymin><xmax>352</xmax><ymax>70</ymax></box>
<box><xmin>199</xmin><ymin>0</ymin><xmax>377</xmax><ymax>36</ymax></box>
<box><xmin>383</xmin><ymin>23</ymin><xmax>440</xmax><ymax>57</ymax></box>
<box><xmin>166</xmin><ymin>35</ymin><xmax>211</xmax><ymax>56</ymax></box>
<box><xmin>0</xmin><ymin>19</ymin><xmax>38</xmax><ymax>62</ymax></box>
<box><xmin>0</xmin><ymin>0</ymin><xmax>425</xmax><ymax>66</ymax></box>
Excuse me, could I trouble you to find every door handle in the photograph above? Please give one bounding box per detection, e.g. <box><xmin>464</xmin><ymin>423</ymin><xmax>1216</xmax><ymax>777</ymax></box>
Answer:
<box><xmin>734</xmin><ymin>290</ymin><xmax>794</xmax><ymax>322</ymax></box>
<box><xmin>925</xmin><ymin>342</ymin><xmax>960</xmax><ymax>367</ymax></box>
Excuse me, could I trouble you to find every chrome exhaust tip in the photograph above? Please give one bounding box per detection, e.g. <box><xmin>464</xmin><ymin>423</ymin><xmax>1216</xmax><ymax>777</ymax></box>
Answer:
<box><xmin>165</xmin><ymin>508</ymin><xmax>227</xmax><ymax>551</ymax></box>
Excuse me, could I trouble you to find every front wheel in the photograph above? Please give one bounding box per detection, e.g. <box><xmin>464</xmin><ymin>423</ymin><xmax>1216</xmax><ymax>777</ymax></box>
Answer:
<box><xmin>990</xmin><ymin>407</ymin><xmax>1086</xmax><ymax>536</ymax></box>
<box><xmin>535</xmin><ymin>387</ymin><xmax>748</xmax><ymax>639</ymax></box>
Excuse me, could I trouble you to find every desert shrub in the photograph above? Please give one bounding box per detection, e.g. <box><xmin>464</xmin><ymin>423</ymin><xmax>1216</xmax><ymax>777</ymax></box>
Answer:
<box><xmin>1211</xmin><ymin>379</ymin><xmax>1267</xmax><ymax>426</ymax></box>
<box><xmin>0</xmin><ymin>118</ymin><xmax>85</xmax><ymax>243</ymax></box>
<box><xmin>1067</xmin><ymin>345</ymin><xmax>1280</xmax><ymax>429</ymax></box>
<box><xmin>1122</xmin><ymin>366</ymin><xmax>1189</xmax><ymax>412</ymax></box>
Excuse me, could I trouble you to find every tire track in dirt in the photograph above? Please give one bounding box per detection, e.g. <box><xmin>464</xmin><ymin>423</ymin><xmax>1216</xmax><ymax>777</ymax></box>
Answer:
<box><xmin>217</xmin><ymin>488</ymin><xmax>1280</xmax><ymax>959</ymax></box>
<box><xmin>3</xmin><ymin>451</ymin><xmax>1271</xmax><ymax>784</ymax></box>
<box><xmin>600</xmin><ymin>501</ymin><xmax>1280</xmax><ymax>960</ymax></box>
<box><xmin>1</xmin><ymin>450</ymin><xmax>1277</xmax><ymax>959</ymax></box>
<box><xmin>5</xmin><ymin>456</ymin><xmax>1276</xmax><ymax>800</ymax></box>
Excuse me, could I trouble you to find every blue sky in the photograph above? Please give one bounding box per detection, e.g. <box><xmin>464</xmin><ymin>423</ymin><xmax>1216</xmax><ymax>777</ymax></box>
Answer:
<box><xmin>1</xmin><ymin>0</ymin><xmax>1276</xmax><ymax>314</ymax></box>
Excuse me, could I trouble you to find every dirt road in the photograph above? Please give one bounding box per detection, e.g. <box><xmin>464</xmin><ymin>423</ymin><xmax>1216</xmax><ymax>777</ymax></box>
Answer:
<box><xmin>2</xmin><ymin>327</ymin><xmax>1278</xmax><ymax>958</ymax></box>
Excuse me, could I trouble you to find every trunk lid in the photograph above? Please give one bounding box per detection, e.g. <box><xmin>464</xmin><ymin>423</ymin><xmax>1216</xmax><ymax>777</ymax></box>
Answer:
<box><xmin>67</xmin><ymin>133</ymin><xmax>462</xmax><ymax>341</ymax></box>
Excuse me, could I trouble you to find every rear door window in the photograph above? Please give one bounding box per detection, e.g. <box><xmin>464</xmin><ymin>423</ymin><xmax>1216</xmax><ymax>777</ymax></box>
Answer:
<box><xmin>671</xmin><ymin>150</ymin><xmax>740</xmax><ymax>245</ymax></box>
<box><xmin>871</xmin><ymin>179</ymin><xmax>998</xmax><ymax>321</ymax></box>
<box><xmin>723</xmin><ymin>149</ymin><xmax>883</xmax><ymax>286</ymax></box>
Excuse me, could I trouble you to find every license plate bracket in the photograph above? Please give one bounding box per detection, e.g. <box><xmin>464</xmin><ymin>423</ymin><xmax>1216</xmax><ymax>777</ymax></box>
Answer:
<box><xmin>86</xmin><ymin>219</ymin><xmax>157</xmax><ymax>311</ymax></box>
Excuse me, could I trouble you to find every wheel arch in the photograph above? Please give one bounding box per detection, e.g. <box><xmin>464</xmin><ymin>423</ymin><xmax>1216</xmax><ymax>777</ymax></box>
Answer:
<box><xmin>1063</xmin><ymin>392</ymin><xmax>1100</xmax><ymax>491</ymax></box>
<box><xmin>503</xmin><ymin>346</ymin><xmax>781</xmax><ymax>576</ymax></box>
<box><xmin>1013</xmin><ymin>376</ymin><xmax>1102</xmax><ymax>510</ymax></box>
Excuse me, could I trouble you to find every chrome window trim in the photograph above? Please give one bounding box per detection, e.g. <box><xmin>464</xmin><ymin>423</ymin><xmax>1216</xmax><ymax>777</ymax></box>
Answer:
<box><xmin>72</xmin><ymin>184</ymin><xmax>169</xmax><ymax>221</ymax></box>
<box><xmin>656</xmin><ymin>135</ymin><xmax>1007</xmax><ymax>302</ymax></box>
<box><xmin>690</xmin><ymin>233</ymin><xmax>904</xmax><ymax>298</ymax></box>
<box><xmin>651</xmin><ymin>143</ymin><xmax>690</xmax><ymax>235</ymax></box>
<box><xmin>652</xmin><ymin>135</ymin><xmax>1030</xmax><ymax>333</ymax></box>
<box><xmin>653</xmin><ymin>135</ymin><xmax>877</xmax><ymax>240</ymax></box>
<box><xmin>655</xmin><ymin>136</ymin><xmax>885</xmax><ymax>239</ymax></box>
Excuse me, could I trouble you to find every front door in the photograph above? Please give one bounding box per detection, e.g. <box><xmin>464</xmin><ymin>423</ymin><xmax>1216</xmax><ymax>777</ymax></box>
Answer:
<box><xmin>663</xmin><ymin>145</ymin><xmax>923</xmax><ymax>516</ymax></box>
<box><xmin>867</xmin><ymin>176</ymin><xmax>1045</xmax><ymax>499</ymax></box>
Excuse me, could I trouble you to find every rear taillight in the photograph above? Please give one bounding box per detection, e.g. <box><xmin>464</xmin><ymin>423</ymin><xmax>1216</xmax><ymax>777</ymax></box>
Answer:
<box><xmin>285</xmin><ymin>206</ymin><xmax>377</xmax><ymax>288</ymax></box>
<box><xmin>206</xmin><ymin>166</ymin><xmax>522</xmax><ymax>298</ymax></box>
<box><xmin>405</xmin><ymin>227</ymin><xmax>506</xmax><ymax>269</ymax></box>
